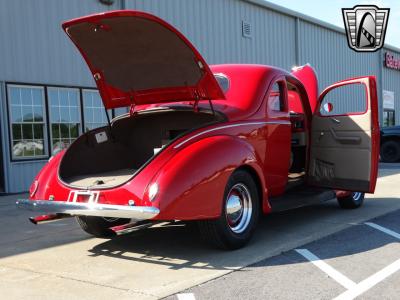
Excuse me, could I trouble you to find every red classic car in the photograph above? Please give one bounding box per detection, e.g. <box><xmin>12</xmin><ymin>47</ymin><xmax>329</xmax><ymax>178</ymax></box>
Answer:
<box><xmin>17</xmin><ymin>10</ymin><xmax>379</xmax><ymax>249</ymax></box>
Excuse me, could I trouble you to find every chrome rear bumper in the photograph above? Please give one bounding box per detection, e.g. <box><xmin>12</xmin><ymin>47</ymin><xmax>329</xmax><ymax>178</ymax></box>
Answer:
<box><xmin>16</xmin><ymin>199</ymin><xmax>160</xmax><ymax>220</ymax></box>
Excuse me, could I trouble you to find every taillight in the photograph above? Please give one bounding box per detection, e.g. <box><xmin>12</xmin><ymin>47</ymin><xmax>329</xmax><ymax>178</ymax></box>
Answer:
<box><xmin>148</xmin><ymin>183</ymin><xmax>159</xmax><ymax>202</ymax></box>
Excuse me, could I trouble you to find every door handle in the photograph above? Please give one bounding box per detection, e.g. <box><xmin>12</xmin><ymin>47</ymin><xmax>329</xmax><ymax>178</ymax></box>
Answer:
<box><xmin>329</xmin><ymin>128</ymin><xmax>361</xmax><ymax>144</ymax></box>
<box><xmin>331</xmin><ymin>118</ymin><xmax>341</xmax><ymax>124</ymax></box>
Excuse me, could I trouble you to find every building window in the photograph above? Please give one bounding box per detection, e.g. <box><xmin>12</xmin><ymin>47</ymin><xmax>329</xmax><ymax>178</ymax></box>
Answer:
<box><xmin>383</xmin><ymin>110</ymin><xmax>395</xmax><ymax>127</ymax></box>
<box><xmin>7</xmin><ymin>84</ymin><xmax>127</xmax><ymax>161</ymax></box>
<box><xmin>82</xmin><ymin>90</ymin><xmax>111</xmax><ymax>131</ymax></box>
<box><xmin>7</xmin><ymin>85</ymin><xmax>47</xmax><ymax>159</ymax></box>
<box><xmin>48</xmin><ymin>87</ymin><xmax>81</xmax><ymax>154</ymax></box>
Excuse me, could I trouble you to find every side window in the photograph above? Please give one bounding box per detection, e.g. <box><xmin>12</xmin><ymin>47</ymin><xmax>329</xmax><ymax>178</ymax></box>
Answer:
<box><xmin>320</xmin><ymin>83</ymin><xmax>366</xmax><ymax>116</ymax></box>
<box><xmin>214</xmin><ymin>74</ymin><xmax>230</xmax><ymax>93</ymax></box>
<box><xmin>268</xmin><ymin>82</ymin><xmax>285</xmax><ymax>112</ymax></box>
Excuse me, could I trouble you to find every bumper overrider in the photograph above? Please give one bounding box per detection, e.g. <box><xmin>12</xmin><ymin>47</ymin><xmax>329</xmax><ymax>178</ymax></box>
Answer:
<box><xmin>16</xmin><ymin>199</ymin><xmax>160</xmax><ymax>220</ymax></box>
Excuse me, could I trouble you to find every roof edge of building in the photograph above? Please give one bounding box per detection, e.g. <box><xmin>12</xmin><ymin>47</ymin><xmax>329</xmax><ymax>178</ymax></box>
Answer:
<box><xmin>243</xmin><ymin>0</ymin><xmax>400</xmax><ymax>54</ymax></box>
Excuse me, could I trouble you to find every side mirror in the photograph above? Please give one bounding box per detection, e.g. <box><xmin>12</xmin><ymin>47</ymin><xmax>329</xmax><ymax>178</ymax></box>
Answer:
<box><xmin>323</xmin><ymin>102</ymin><xmax>334</xmax><ymax>113</ymax></box>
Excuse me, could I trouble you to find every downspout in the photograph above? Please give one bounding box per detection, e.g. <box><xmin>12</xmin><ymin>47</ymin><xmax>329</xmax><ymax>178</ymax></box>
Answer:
<box><xmin>0</xmin><ymin>82</ymin><xmax>9</xmax><ymax>193</ymax></box>
<box><xmin>295</xmin><ymin>17</ymin><xmax>300</xmax><ymax>66</ymax></box>
<box><xmin>121</xmin><ymin>0</ymin><xmax>126</xmax><ymax>10</ymax></box>
<box><xmin>378</xmin><ymin>49</ymin><xmax>384</xmax><ymax>126</ymax></box>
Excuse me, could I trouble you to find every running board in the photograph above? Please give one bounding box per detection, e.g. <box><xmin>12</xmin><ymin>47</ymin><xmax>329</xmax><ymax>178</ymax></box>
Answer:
<box><xmin>269</xmin><ymin>187</ymin><xmax>336</xmax><ymax>212</ymax></box>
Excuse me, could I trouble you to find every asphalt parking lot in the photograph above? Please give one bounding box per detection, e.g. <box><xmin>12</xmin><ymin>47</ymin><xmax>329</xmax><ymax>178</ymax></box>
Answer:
<box><xmin>167</xmin><ymin>207</ymin><xmax>400</xmax><ymax>300</ymax></box>
<box><xmin>1</xmin><ymin>163</ymin><xmax>400</xmax><ymax>300</ymax></box>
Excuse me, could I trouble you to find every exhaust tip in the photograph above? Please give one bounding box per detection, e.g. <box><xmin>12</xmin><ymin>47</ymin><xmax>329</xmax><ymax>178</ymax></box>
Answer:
<box><xmin>29</xmin><ymin>217</ymin><xmax>38</xmax><ymax>225</ymax></box>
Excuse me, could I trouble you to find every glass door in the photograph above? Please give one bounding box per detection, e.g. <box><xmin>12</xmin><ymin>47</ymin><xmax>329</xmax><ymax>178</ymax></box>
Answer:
<box><xmin>383</xmin><ymin>110</ymin><xmax>395</xmax><ymax>127</ymax></box>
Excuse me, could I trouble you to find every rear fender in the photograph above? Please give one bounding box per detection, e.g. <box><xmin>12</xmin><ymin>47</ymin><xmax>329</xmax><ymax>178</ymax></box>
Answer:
<box><xmin>151</xmin><ymin>135</ymin><xmax>267</xmax><ymax>220</ymax></box>
<box><xmin>29</xmin><ymin>151</ymin><xmax>68</xmax><ymax>200</ymax></box>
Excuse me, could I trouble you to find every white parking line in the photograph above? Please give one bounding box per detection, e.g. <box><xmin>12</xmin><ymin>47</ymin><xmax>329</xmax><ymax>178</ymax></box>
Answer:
<box><xmin>297</xmin><ymin>223</ymin><xmax>400</xmax><ymax>300</ymax></box>
<box><xmin>295</xmin><ymin>249</ymin><xmax>356</xmax><ymax>289</ymax></box>
<box><xmin>334</xmin><ymin>257</ymin><xmax>400</xmax><ymax>300</ymax></box>
<box><xmin>365</xmin><ymin>222</ymin><xmax>400</xmax><ymax>240</ymax></box>
<box><xmin>177</xmin><ymin>293</ymin><xmax>196</xmax><ymax>300</ymax></box>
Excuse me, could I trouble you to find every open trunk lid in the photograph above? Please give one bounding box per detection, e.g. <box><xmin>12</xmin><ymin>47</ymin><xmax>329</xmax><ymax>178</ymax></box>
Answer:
<box><xmin>62</xmin><ymin>10</ymin><xmax>225</xmax><ymax>109</ymax></box>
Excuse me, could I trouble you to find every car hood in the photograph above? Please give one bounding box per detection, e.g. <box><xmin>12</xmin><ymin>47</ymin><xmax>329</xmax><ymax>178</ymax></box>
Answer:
<box><xmin>62</xmin><ymin>10</ymin><xmax>225</xmax><ymax>109</ymax></box>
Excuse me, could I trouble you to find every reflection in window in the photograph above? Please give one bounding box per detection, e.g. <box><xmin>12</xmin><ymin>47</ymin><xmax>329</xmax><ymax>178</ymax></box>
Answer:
<box><xmin>82</xmin><ymin>90</ymin><xmax>111</xmax><ymax>131</ymax></box>
<box><xmin>48</xmin><ymin>87</ymin><xmax>81</xmax><ymax>154</ymax></box>
<box><xmin>8</xmin><ymin>85</ymin><xmax>47</xmax><ymax>159</ymax></box>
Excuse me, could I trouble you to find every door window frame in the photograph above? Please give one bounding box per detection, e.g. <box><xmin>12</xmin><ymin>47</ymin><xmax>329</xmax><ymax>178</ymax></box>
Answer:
<box><xmin>265</xmin><ymin>78</ymin><xmax>288</xmax><ymax>118</ymax></box>
<box><xmin>317</xmin><ymin>81</ymin><xmax>369</xmax><ymax>117</ymax></box>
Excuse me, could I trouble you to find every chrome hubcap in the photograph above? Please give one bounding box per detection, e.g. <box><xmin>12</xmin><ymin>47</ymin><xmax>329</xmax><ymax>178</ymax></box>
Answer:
<box><xmin>225</xmin><ymin>183</ymin><xmax>252</xmax><ymax>234</ymax></box>
<box><xmin>352</xmin><ymin>192</ymin><xmax>362</xmax><ymax>202</ymax></box>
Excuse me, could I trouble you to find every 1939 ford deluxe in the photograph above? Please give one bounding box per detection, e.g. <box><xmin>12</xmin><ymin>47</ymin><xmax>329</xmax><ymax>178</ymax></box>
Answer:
<box><xmin>17</xmin><ymin>10</ymin><xmax>379</xmax><ymax>249</ymax></box>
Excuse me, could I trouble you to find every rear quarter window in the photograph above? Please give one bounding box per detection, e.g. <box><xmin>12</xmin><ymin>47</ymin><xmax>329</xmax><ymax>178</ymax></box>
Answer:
<box><xmin>214</xmin><ymin>74</ymin><xmax>230</xmax><ymax>93</ymax></box>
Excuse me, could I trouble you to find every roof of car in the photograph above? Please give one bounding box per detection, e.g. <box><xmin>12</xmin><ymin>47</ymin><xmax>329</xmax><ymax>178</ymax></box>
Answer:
<box><xmin>209</xmin><ymin>64</ymin><xmax>291</xmax><ymax>120</ymax></box>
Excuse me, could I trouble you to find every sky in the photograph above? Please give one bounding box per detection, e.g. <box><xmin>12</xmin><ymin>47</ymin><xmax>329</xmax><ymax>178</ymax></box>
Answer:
<box><xmin>266</xmin><ymin>0</ymin><xmax>400</xmax><ymax>48</ymax></box>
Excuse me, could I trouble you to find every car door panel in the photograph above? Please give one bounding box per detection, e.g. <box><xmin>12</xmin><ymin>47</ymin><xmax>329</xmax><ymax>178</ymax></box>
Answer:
<box><xmin>308</xmin><ymin>77</ymin><xmax>379</xmax><ymax>193</ymax></box>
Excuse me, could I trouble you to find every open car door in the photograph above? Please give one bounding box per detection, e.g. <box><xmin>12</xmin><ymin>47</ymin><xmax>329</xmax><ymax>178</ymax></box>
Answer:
<box><xmin>308</xmin><ymin>76</ymin><xmax>379</xmax><ymax>193</ymax></box>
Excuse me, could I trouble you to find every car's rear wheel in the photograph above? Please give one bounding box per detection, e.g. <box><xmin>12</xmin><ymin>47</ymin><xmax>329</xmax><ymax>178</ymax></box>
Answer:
<box><xmin>76</xmin><ymin>216</ymin><xmax>131</xmax><ymax>238</ymax></box>
<box><xmin>380</xmin><ymin>140</ymin><xmax>400</xmax><ymax>163</ymax></box>
<box><xmin>198</xmin><ymin>170</ymin><xmax>260</xmax><ymax>250</ymax></box>
<box><xmin>337</xmin><ymin>192</ymin><xmax>365</xmax><ymax>209</ymax></box>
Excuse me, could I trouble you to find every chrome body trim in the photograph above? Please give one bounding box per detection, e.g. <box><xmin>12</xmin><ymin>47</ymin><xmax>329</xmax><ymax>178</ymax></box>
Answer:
<box><xmin>16</xmin><ymin>199</ymin><xmax>160</xmax><ymax>220</ymax></box>
<box><xmin>174</xmin><ymin>121</ymin><xmax>290</xmax><ymax>148</ymax></box>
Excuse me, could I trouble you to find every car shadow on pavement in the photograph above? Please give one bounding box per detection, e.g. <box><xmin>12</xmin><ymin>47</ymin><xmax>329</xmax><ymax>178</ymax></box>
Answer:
<box><xmin>86</xmin><ymin>198</ymin><xmax>400</xmax><ymax>271</ymax></box>
<box><xmin>0</xmin><ymin>193</ymin><xmax>90</xmax><ymax>259</ymax></box>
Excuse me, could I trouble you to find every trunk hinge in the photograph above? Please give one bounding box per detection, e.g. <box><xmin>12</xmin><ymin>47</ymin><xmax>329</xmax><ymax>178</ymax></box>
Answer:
<box><xmin>129</xmin><ymin>103</ymin><xmax>136</xmax><ymax>116</ymax></box>
<box><xmin>192</xmin><ymin>89</ymin><xmax>216</xmax><ymax>116</ymax></box>
<box><xmin>203</xmin><ymin>84</ymin><xmax>216</xmax><ymax>116</ymax></box>
<box><xmin>208</xmin><ymin>98</ymin><xmax>216</xmax><ymax>116</ymax></box>
<box><xmin>129</xmin><ymin>95</ymin><xmax>136</xmax><ymax>116</ymax></box>
<box><xmin>104</xmin><ymin>105</ymin><xmax>115</xmax><ymax>141</ymax></box>
<box><xmin>193</xmin><ymin>90</ymin><xmax>201</xmax><ymax>113</ymax></box>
